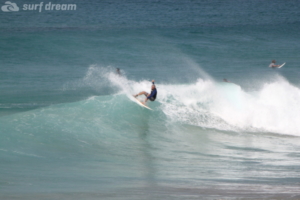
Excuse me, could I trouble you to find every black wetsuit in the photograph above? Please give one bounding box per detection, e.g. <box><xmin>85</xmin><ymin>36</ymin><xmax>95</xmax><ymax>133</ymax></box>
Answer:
<box><xmin>147</xmin><ymin>88</ymin><xmax>157</xmax><ymax>101</ymax></box>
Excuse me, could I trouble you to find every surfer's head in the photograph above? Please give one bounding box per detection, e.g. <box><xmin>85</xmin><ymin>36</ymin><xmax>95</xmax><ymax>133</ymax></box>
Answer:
<box><xmin>272</xmin><ymin>60</ymin><xmax>276</xmax><ymax>63</ymax></box>
<box><xmin>151</xmin><ymin>80</ymin><xmax>156</xmax><ymax>90</ymax></box>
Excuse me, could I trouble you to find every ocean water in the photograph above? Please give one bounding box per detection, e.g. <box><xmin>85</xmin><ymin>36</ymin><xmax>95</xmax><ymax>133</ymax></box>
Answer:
<box><xmin>1</xmin><ymin>0</ymin><xmax>300</xmax><ymax>199</ymax></box>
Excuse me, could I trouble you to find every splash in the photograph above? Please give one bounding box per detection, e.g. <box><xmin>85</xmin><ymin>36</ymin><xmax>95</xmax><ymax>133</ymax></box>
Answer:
<box><xmin>158</xmin><ymin>77</ymin><xmax>300</xmax><ymax>136</ymax></box>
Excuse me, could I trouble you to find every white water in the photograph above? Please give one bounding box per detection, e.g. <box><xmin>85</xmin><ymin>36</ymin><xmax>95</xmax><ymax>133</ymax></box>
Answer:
<box><xmin>159</xmin><ymin>78</ymin><xmax>300</xmax><ymax>136</ymax></box>
<box><xmin>76</xmin><ymin>66</ymin><xmax>300</xmax><ymax>137</ymax></box>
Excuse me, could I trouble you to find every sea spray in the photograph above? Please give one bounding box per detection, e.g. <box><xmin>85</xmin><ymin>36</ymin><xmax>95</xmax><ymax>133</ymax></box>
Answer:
<box><xmin>158</xmin><ymin>77</ymin><xmax>300</xmax><ymax>136</ymax></box>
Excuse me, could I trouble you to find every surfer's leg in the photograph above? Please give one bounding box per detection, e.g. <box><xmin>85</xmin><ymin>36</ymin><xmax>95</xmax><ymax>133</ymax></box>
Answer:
<box><xmin>144</xmin><ymin>98</ymin><xmax>148</xmax><ymax>104</ymax></box>
<box><xmin>143</xmin><ymin>92</ymin><xmax>149</xmax><ymax>97</ymax></box>
<box><xmin>135</xmin><ymin>91</ymin><xmax>148</xmax><ymax>97</ymax></box>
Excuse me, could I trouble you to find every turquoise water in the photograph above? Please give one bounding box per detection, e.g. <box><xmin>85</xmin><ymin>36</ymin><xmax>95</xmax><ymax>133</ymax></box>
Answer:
<box><xmin>1</xmin><ymin>0</ymin><xmax>300</xmax><ymax>199</ymax></box>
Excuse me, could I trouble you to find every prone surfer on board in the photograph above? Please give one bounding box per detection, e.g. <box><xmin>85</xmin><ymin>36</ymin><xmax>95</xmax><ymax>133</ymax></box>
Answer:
<box><xmin>134</xmin><ymin>80</ymin><xmax>157</xmax><ymax>104</ymax></box>
<box><xmin>269</xmin><ymin>60</ymin><xmax>280</xmax><ymax>68</ymax></box>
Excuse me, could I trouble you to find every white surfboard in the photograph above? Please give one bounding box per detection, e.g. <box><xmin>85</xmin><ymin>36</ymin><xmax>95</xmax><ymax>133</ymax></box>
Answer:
<box><xmin>131</xmin><ymin>96</ymin><xmax>153</xmax><ymax>110</ymax></box>
<box><xmin>278</xmin><ymin>62</ymin><xmax>285</xmax><ymax>68</ymax></box>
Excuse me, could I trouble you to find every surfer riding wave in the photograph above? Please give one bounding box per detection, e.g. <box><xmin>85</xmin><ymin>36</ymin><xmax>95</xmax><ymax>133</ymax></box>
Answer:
<box><xmin>134</xmin><ymin>80</ymin><xmax>157</xmax><ymax>104</ymax></box>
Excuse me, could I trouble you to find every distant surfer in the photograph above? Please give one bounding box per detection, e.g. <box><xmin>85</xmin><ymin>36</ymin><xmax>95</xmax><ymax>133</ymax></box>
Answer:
<box><xmin>269</xmin><ymin>60</ymin><xmax>281</xmax><ymax>68</ymax></box>
<box><xmin>223</xmin><ymin>78</ymin><xmax>230</xmax><ymax>82</ymax></box>
<box><xmin>116</xmin><ymin>68</ymin><xmax>121</xmax><ymax>75</ymax></box>
<box><xmin>134</xmin><ymin>80</ymin><xmax>157</xmax><ymax>104</ymax></box>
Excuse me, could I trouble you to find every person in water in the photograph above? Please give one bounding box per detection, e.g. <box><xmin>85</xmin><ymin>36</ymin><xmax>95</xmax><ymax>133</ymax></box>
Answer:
<box><xmin>134</xmin><ymin>80</ymin><xmax>157</xmax><ymax>104</ymax></box>
<box><xmin>269</xmin><ymin>60</ymin><xmax>280</xmax><ymax>68</ymax></box>
<box><xmin>116</xmin><ymin>68</ymin><xmax>121</xmax><ymax>75</ymax></box>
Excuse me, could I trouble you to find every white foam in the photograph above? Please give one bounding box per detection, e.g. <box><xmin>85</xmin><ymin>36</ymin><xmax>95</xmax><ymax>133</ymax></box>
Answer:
<box><xmin>157</xmin><ymin>78</ymin><xmax>300</xmax><ymax>136</ymax></box>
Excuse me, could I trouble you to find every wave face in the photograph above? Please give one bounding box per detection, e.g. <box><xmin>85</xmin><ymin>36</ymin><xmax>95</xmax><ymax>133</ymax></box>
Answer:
<box><xmin>3</xmin><ymin>66</ymin><xmax>300</xmax><ymax>158</ymax></box>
